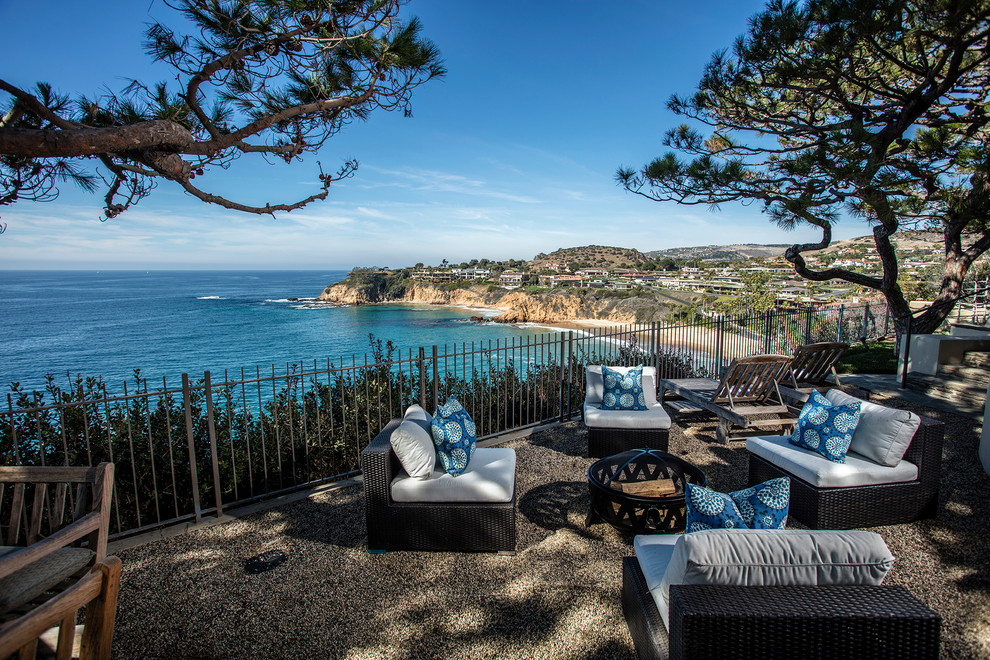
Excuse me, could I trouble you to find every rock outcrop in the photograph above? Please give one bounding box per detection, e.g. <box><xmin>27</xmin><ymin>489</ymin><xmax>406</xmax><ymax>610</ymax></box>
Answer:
<box><xmin>318</xmin><ymin>280</ymin><xmax>688</xmax><ymax>325</ymax></box>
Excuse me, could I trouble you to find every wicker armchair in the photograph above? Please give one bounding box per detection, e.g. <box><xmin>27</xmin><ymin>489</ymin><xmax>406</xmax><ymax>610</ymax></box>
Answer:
<box><xmin>622</xmin><ymin>556</ymin><xmax>941</xmax><ymax>660</ymax></box>
<box><xmin>361</xmin><ymin>419</ymin><xmax>516</xmax><ymax>553</ymax></box>
<box><xmin>583</xmin><ymin>366</ymin><xmax>671</xmax><ymax>458</ymax></box>
<box><xmin>749</xmin><ymin>415</ymin><xmax>943</xmax><ymax>529</ymax></box>
<box><xmin>0</xmin><ymin>463</ymin><xmax>120</xmax><ymax>660</ymax></box>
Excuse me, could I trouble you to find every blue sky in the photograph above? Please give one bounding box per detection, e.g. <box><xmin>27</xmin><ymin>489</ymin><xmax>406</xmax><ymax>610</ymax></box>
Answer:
<box><xmin>0</xmin><ymin>1</ymin><xmax>869</xmax><ymax>270</ymax></box>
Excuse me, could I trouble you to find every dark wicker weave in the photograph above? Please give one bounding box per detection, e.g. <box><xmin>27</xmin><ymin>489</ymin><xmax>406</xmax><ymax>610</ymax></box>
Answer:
<box><xmin>361</xmin><ymin>419</ymin><xmax>516</xmax><ymax>553</ymax></box>
<box><xmin>588</xmin><ymin>427</ymin><xmax>669</xmax><ymax>458</ymax></box>
<box><xmin>622</xmin><ymin>557</ymin><xmax>941</xmax><ymax>660</ymax></box>
<box><xmin>748</xmin><ymin>416</ymin><xmax>944</xmax><ymax>529</ymax></box>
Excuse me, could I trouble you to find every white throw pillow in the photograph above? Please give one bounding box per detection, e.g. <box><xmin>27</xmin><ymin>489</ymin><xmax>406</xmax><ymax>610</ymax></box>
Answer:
<box><xmin>389</xmin><ymin>419</ymin><xmax>436</xmax><ymax>479</ymax></box>
<box><xmin>826</xmin><ymin>389</ymin><xmax>921</xmax><ymax>466</ymax></box>
<box><xmin>402</xmin><ymin>404</ymin><xmax>433</xmax><ymax>433</ymax></box>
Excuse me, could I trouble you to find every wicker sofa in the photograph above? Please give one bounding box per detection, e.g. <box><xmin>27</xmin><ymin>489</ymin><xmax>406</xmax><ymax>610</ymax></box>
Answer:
<box><xmin>361</xmin><ymin>416</ymin><xmax>516</xmax><ymax>553</ymax></box>
<box><xmin>583</xmin><ymin>365</ymin><xmax>671</xmax><ymax>458</ymax></box>
<box><xmin>747</xmin><ymin>390</ymin><xmax>943</xmax><ymax>529</ymax></box>
<box><xmin>622</xmin><ymin>529</ymin><xmax>941</xmax><ymax>660</ymax></box>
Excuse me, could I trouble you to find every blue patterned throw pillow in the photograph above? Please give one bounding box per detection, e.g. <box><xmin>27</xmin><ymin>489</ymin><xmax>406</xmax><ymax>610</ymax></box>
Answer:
<box><xmin>685</xmin><ymin>478</ymin><xmax>791</xmax><ymax>533</ymax></box>
<box><xmin>430</xmin><ymin>396</ymin><xmax>477</xmax><ymax>476</ymax></box>
<box><xmin>790</xmin><ymin>390</ymin><xmax>861</xmax><ymax>463</ymax></box>
<box><xmin>600</xmin><ymin>366</ymin><xmax>647</xmax><ymax>411</ymax></box>
<box><xmin>729</xmin><ymin>477</ymin><xmax>790</xmax><ymax>529</ymax></box>
<box><xmin>685</xmin><ymin>483</ymin><xmax>748</xmax><ymax>532</ymax></box>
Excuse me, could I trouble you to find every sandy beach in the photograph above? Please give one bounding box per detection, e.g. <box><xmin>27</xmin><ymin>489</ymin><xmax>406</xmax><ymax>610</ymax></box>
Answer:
<box><xmin>543</xmin><ymin>318</ymin><xmax>762</xmax><ymax>359</ymax></box>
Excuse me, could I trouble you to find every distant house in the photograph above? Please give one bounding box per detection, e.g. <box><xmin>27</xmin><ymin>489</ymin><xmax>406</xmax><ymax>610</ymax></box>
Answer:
<box><xmin>414</xmin><ymin>269</ymin><xmax>454</xmax><ymax>282</ymax></box>
<box><xmin>538</xmin><ymin>274</ymin><xmax>583</xmax><ymax>287</ymax></box>
<box><xmin>453</xmin><ymin>268</ymin><xmax>491</xmax><ymax>279</ymax></box>
<box><xmin>575</xmin><ymin>268</ymin><xmax>610</xmax><ymax>277</ymax></box>
<box><xmin>499</xmin><ymin>271</ymin><xmax>525</xmax><ymax>288</ymax></box>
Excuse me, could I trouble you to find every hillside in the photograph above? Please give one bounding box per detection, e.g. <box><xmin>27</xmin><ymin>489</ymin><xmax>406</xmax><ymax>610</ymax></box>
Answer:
<box><xmin>813</xmin><ymin>230</ymin><xmax>944</xmax><ymax>254</ymax></box>
<box><xmin>317</xmin><ymin>280</ymin><xmax>696</xmax><ymax>324</ymax></box>
<box><xmin>644</xmin><ymin>244</ymin><xmax>790</xmax><ymax>262</ymax></box>
<box><xmin>642</xmin><ymin>231</ymin><xmax>946</xmax><ymax>262</ymax></box>
<box><xmin>530</xmin><ymin>245</ymin><xmax>649</xmax><ymax>269</ymax></box>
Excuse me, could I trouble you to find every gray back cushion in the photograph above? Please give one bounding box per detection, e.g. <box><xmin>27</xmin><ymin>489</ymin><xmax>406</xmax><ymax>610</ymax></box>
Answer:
<box><xmin>826</xmin><ymin>389</ymin><xmax>920</xmax><ymax>466</ymax></box>
<box><xmin>658</xmin><ymin>529</ymin><xmax>894</xmax><ymax>625</ymax></box>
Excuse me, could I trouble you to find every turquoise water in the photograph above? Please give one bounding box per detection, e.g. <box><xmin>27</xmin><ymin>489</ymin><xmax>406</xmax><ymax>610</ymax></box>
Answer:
<box><xmin>0</xmin><ymin>271</ymin><xmax>558</xmax><ymax>392</ymax></box>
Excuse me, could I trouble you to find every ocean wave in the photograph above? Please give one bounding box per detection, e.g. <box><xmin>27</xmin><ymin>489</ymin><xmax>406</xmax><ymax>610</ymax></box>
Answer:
<box><xmin>292</xmin><ymin>302</ymin><xmax>348</xmax><ymax>310</ymax></box>
<box><xmin>196</xmin><ymin>296</ymin><xmax>222</xmax><ymax>300</ymax></box>
<box><xmin>263</xmin><ymin>297</ymin><xmax>317</xmax><ymax>303</ymax></box>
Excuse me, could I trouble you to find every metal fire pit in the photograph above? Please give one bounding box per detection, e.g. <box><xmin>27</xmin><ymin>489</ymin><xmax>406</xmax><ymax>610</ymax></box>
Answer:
<box><xmin>586</xmin><ymin>449</ymin><xmax>707</xmax><ymax>534</ymax></box>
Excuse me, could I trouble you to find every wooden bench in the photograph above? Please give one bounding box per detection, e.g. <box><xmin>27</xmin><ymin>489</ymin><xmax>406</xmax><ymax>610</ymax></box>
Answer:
<box><xmin>0</xmin><ymin>464</ymin><xmax>120</xmax><ymax>660</ymax></box>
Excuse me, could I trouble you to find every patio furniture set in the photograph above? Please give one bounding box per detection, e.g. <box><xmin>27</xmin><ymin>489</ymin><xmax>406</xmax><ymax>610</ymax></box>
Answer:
<box><xmin>360</xmin><ymin>341</ymin><xmax>945</xmax><ymax>659</ymax></box>
<box><xmin>0</xmin><ymin>340</ymin><xmax>945</xmax><ymax>658</ymax></box>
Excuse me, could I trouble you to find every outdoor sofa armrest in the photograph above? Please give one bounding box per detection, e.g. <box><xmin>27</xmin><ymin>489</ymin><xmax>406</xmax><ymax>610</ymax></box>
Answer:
<box><xmin>361</xmin><ymin>418</ymin><xmax>403</xmax><ymax>509</ymax></box>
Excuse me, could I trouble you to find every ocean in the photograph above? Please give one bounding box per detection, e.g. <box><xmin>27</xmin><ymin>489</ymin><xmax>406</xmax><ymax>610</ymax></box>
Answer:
<box><xmin>0</xmin><ymin>270</ymin><xmax>558</xmax><ymax>393</ymax></box>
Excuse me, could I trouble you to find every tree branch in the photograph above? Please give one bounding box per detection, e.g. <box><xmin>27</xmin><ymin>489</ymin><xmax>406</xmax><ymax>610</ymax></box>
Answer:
<box><xmin>0</xmin><ymin>122</ymin><xmax>194</xmax><ymax>157</ymax></box>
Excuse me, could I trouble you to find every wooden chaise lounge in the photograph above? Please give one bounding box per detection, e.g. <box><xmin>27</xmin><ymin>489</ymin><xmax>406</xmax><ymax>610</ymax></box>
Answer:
<box><xmin>659</xmin><ymin>354</ymin><xmax>797</xmax><ymax>443</ymax></box>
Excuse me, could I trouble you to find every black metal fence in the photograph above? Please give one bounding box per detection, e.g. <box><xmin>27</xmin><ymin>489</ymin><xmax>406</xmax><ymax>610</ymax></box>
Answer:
<box><xmin>1</xmin><ymin>302</ymin><xmax>888</xmax><ymax>539</ymax></box>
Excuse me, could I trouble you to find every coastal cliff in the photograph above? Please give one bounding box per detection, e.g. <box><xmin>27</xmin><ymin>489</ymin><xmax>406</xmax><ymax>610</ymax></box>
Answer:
<box><xmin>317</xmin><ymin>281</ymin><xmax>683</xmax><ymax>324</ymax></box>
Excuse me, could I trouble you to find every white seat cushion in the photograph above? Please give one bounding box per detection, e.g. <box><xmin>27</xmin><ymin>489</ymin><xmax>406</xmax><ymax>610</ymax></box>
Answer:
<box><xmin>390</xmin><ymin>447</ymin><xmax>515</xmax><ymax>503</ymax></box>
<box><xmin>747</xmin><ymin>435</ymin><xmax>918</xmax><ymax>488</ymax></box>
<box><xmin>583</xmin><ymin>401</ymin><xmax>671</xmax><ymax>430</ymax></box>
<box><xmin>632</xmin><ymin>534</ymin><xmax>681</xmax><ymax>629</ymax></box>
<box><xmin>585</xmin><ymin>365</ymin><xmax>659</xmax><ymax>406</ymax></box>
<box><xmin>637</xmin><ymin>529</ymin><xmax>894</xmax><ymax>631</ymax></box>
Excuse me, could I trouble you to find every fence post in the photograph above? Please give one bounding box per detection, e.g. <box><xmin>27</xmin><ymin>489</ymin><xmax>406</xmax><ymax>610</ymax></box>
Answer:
<box><xmin>558</xmin><ymin>333</ymin><xmax>567</xmax><ymax>422</ymax></box>
<box><xmin>431</xmin><ymin>345</ymin><xmax>439</xmax><ymax>411</ymax></box>
<box><xmin>764</xmin><ymin>310</ymin><xmax>773</xmax><ymax>354</ymax></box>
<box><xmin>900</xmin><ymin>315</ymin><xmax>913</xmax><ymax>389</ymax></box>
<box><xmin>6</xmin><ymin>393</ymin><xmax>20</xmax><ymax>464</ymax></box>
<box><xmin>181</xmin><ymin>373</ymin><xmax>202</xmax><ymax>524</ymax></box>
<box><xmin>651</xmin><ymin>322</ymin><xmax>660</xmax><ymax>376</ymax></box>
<box><xmin>203</xmin><ymin>371</ymin><xmax>223</xmax><ymax>519</ymax></box>
<box><xmin>837</xmin><ymin>305</ymin><xmax>845</xmax><ymax>342</ymax></box>
<box><xmin>804</xmin><ymin>308</ymin><xmax>812</xmax><ymax>345</ymax></box>
<box><xmin>862</xmin><ymin>303</ymin><xmax>871</xmax><ymax>342</ymax></box>
<box><xmin>715</xmin><ymin>317</ymin><xmax>725</xmax><ymax>373</ymax></box>
<box><xmin>418</xmin><ymin>347</ymin><xmax>426</xmax><ymax>409</ymax></box>
<box><xmin>566</xmin><ymin>331</ymin><xmax>574</xmax><ymax>419</ymax></box>
<box><xmin>884</xmin><ymin>305</ymin><xmax>890</xmax><ymax>337</ymax></box>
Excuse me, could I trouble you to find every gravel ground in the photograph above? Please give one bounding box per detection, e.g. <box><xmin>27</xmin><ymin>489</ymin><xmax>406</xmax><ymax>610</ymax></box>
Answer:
<box><xmin>112</xmin><ymin>396</ymin><xmax>988</xmax><ymax>659</ymax></box>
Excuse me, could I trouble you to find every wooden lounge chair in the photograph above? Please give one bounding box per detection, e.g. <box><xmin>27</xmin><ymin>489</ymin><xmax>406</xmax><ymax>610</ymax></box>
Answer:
<box><xmin>659</xmin><ymin>354</ymin><xmax>797</xmax><ymax>443</ymax></box>
<box><xmin>0</xmin><ymin>463</ymin><xmax>120</xmax><ymax>660</ymax></box>
<box><xmin>781</xmin><ymin>341</ymin><xmax>849</xmax><ymax>397</ymax></box>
